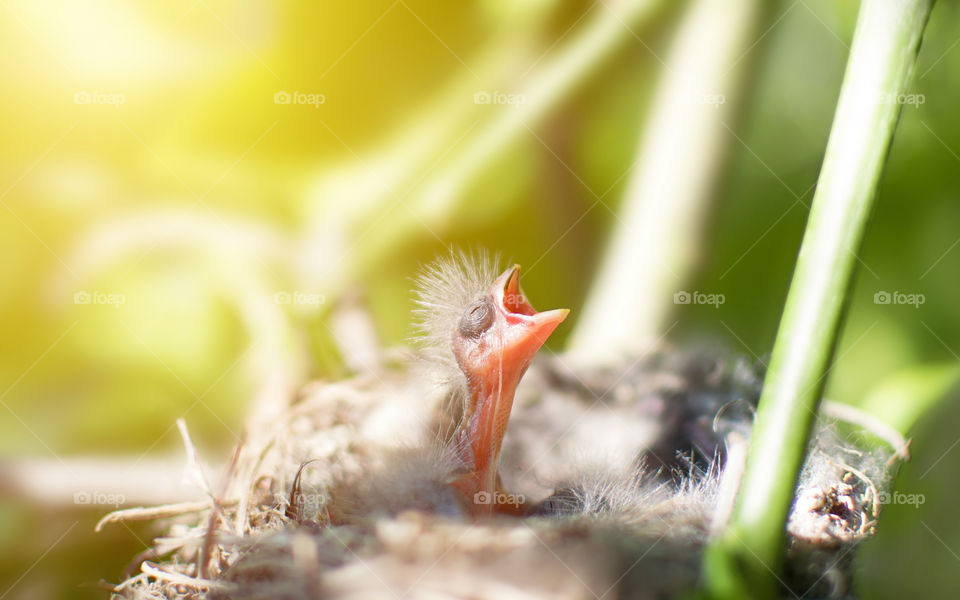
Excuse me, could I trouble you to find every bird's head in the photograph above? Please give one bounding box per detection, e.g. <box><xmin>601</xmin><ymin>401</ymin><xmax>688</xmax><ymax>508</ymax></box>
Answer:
<box><xmin>451</xmin><ymin>264</ymin><xmax>569</xmax><ymax>416</ymax></box>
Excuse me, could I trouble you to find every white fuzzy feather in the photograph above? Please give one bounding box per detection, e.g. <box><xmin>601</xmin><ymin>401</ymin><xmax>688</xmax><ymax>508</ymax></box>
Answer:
<box><xmin>411</xmin><ymin>248</ymin><xmax>501</xmax><ymax>389</ymax></box>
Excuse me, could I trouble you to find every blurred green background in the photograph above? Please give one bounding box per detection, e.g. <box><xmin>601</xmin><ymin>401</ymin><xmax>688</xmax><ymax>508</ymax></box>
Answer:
<box><xmin>1</xmin><ymin>0</ymin><xmax>959</xmax><ymax>598</ymax></box>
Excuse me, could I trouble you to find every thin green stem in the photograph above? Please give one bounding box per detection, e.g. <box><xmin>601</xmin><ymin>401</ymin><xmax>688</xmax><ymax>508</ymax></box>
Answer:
<box><xmin>311</xmin><ymin>0</ymin><xmax>666</xmax><ymax>303</ymax></box>
<box><xmin>702</xmin><ymin>0</ymin><xmax>935</xmax><ymax>597</ymax></box>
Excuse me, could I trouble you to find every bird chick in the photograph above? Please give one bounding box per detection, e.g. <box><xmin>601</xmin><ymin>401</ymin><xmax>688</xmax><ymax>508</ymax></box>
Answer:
<box><xmin>416</xmin><ymin>251</ymin><xmax>568</xmax><ymax>516</ymax></box>
<box><xmin>327</xmin><ymin>251</ymin><xmax>568</xmax><ymax>521</ymax></box>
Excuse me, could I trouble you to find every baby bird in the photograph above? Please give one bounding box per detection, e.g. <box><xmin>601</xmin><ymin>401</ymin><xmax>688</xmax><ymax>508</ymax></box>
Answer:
<box><xmin>325</xmin><ymin>251</ymin><xmax>568</xmax><ymax>521</ymax></box>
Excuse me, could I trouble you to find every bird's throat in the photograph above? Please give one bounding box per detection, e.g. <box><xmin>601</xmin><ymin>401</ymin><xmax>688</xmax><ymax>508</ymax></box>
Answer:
<box><xmin>452</xmin><ymin>370</ymin><xmax>519</xmax><ymax>515</ymax></box>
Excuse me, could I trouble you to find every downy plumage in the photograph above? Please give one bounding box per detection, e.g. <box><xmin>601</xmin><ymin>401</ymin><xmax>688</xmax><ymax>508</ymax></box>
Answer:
<box><xmin>328</xmin><ymin>249</ymin><xmax>569</xmax><ymax>521</ymax></box>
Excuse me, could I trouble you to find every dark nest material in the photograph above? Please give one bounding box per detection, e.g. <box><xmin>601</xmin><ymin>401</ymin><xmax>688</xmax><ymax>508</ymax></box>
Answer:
<box><xmin>101</xmin><ymin>350</ymin><xmax>908</xmax><ymax>600</ymax></box>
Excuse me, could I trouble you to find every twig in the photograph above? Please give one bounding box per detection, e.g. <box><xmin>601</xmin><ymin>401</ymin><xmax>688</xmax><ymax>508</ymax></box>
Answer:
<box><xmin>821</xmin><ymin>400</ymin><xmax>911</xmax><ymax>461</ymax></box>
<box><xmin>95</xmin><ymin>500</ymin><xmax>237</xmax><ymax>533</ymax></box>
<box><xmin>199</xmin><ymin>444</ymin><xmax>243</xmax><ymax>579</ymax></box>
<box><xmin>138</xmin><ymin>561</ymin><xmax>222</xmax><ymax>590</ymax></box>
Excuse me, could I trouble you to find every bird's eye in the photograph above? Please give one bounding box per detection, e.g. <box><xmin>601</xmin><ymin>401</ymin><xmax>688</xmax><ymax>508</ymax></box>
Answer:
<box><xmin>458</xmin><ymin>298</ymin><xmax>495</xmax><ymax>339</ymax></box>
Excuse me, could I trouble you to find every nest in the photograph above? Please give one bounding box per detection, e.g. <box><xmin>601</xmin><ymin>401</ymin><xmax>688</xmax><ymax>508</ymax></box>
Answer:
<box><xmin>100</xmin><ymin>350</ymin><xmax>907</xmax><ymax>600</ymax></box>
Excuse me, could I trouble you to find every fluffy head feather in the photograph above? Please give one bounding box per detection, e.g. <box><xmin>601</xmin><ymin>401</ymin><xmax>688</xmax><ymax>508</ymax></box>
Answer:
<box><xmin>412</xmin><ymin>248</ymin><xmax>501</xmax><ymax>386</ymax></box>
<box><xmin>412</xmin><ymin>249</ymin><xmax>501</xmax><ymax>445</ymax></box>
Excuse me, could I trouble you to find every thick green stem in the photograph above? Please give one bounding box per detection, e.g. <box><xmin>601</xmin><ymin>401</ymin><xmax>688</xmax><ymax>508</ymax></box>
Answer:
<box><xmin>701</xmin><ymin>0</ymin><xmax>935</xmax><ymax>597</ymax></box>
<box><xmin>567</xmin><ymin>0</ymin><xmax>772</xmax><ymax>363</ymax></box>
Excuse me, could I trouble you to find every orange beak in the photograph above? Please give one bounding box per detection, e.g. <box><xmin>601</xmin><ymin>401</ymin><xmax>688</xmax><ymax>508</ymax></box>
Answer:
<box><xmin>485</xmin><ymin>266</ymin><xmax>569</xmax><ymax>408</ymax></box>
<box><xmin>453</xmin><ymin>265</ymin><xmax>568</xmax><ymax>515</ymax></box>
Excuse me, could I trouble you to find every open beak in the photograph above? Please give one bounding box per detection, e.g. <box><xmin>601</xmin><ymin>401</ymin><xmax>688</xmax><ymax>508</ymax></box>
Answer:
<box><xmin>491</xmin><ymin>265</ymin><xmax>570</xmax><ymax>371</ymax></box>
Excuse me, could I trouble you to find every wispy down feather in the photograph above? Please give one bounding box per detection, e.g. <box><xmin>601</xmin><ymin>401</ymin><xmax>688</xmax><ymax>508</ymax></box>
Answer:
<box><xmin>411</xmin><ymin>249</ymin><xmax>502</xmax><ymax>444</ymax></box>
<box><xmin>411</xmin><ymin>248</ymin><xmax>501</xmax><ymax>387</ymax></box>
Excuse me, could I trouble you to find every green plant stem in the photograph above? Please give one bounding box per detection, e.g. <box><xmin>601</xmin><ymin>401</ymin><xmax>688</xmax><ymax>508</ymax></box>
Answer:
<box><xmin>701</xmin><ymin>0</ymin><xmax>935</xmax><ymax>598</ymax></box>
<box><xmin>567</xmin><ymin>0</ymin><xmax>772</xmax><ymax>364</ymax></box>
<box><xmin>311</xmin><ymin>0</ymin><xmax>666</xmax><ymax>304</ymax></box>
